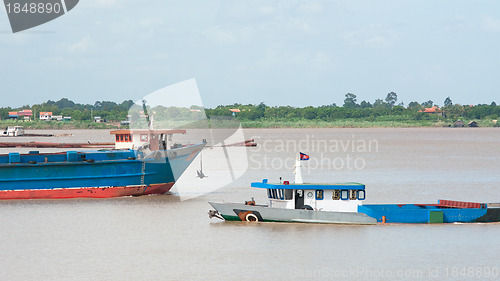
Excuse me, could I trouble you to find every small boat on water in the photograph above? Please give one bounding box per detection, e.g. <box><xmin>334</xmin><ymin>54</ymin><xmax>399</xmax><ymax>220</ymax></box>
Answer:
<box><xmin>208</xmin><ymin>153</ymin><xmax>500</xmax><ymax>224</ymax></box>
<box><xmin>0</xmin><ymin>129</ymin><xmax>205</xmax><ymax>200</ymax></box>
<box><xmin>0</xmin><ymin>126</ymin><xmax>24</xmax><ymax>137</ymax></box>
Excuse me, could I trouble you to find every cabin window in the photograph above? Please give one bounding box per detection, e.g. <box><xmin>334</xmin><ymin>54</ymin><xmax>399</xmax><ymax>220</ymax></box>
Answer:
<box><xmin>297</xmin><ymin>190</ymin><xmax>303</xmax><ymax>197</ymax></box>
<box><xmin>120</xmin><ymin>135</ymin><xmax>125</xmax><ymax>142</ymax></box>
<box><xmin>284</xmin><ymin>189</ymin><xmax>293</xmax><ymax>200</ymax></box>
<box><xmin>278</xmin><ymin>189</ymin><xmax>284</xmax><ymax>200</ymax></box>
<box><xmin>271</xmin><ymin>189</ymin><xmax>277</xmax><ymax>199</ymax></box>
<box><xmin>332</xmin><ymin>190</ymin><xmax>340</xmax><ymax>200</ymax></box>
<box><xmin>358</xmin><ymin>190</ymin><xmax>365</xmax><ymax>200</ymax></box>
<box><xmin>341</xmin><ymin>190</ymin><xmax>349</xmax><ymax>200</ymax></box>
<box><xmin>115</xmin><ymin>135</ymin><xmax>120</xmax><ymax>142</ymax></box>
<box><xmin>267</xmin><ymin>189</ymin><xmax>272</xmax><ymax>199</ymax></box>
<box><xmin>350</xmin><ymin>190</ymin><xmax>357</xmax><ymax>200</ymax></box>
<box><xmin>315</xmin><ymin>190</ymin><xmax>324</xmax><ymax>200</ymax></box>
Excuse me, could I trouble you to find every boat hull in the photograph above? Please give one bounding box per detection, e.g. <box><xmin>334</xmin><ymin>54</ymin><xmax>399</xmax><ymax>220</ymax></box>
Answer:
<box><xmin>0</xmin><ymin>183</ymin><xmax>174</xmax><ymax>199</ymax></box>
<box><xmin>210</xmin><ymin>201</ymin><xmax>500</xmax><ymax>224</ymax></box>
<box><xmin>209</xmin><ymin>202</ymin><xmax>377</xmax><ymax>225</ymax></box>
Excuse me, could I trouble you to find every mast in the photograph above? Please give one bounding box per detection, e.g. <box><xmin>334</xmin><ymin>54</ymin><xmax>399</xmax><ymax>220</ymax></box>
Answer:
<box><xmin>294</xmin><ymin>153</ymin><xmax>303</xmax><ymax>184</ymax></box>
<box><xmin>142</xmin><ymin>99</ymin><xmax>152</xmax><ymax>129</ymax></box>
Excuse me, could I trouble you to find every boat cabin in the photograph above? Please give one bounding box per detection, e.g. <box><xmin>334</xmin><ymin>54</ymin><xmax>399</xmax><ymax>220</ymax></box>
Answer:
<box><xmin>110</xmin><ymin>129</ymin><xmax>187</xmax><ymax>150</ymax></box>
<box><xmin>251</xmin><ymin>179</ymin><xmax>366</xmax><ymax>212</ymax></box>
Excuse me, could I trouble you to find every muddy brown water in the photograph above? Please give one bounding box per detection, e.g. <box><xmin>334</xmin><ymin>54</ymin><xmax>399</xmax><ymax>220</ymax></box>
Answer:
<box><xmin>1</xmin><ymin>128</ymin><xmax>499</xmax><ymax>280</ymax></box>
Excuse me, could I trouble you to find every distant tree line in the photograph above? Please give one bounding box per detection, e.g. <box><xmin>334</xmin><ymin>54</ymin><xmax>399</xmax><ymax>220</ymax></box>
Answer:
<box><xmin>0</xmin><ymin>98</ymin><xmax>135</xmax><ymax>121</ymax></box>
<box><xmin>206</xmin><ymin>93</ymin><xmax>500</xmax><ymax>122</ymax></box>
<box><xmin>1</xmin><ymin>93</ymin><xmax>499</xmax><ymax>123</ymax></box>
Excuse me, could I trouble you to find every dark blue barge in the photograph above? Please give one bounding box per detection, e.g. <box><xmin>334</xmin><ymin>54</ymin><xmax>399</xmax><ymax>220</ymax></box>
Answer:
<box><xmin>0</xmin><ymin>129</ymin><xmax>205</xmax><ymax>199</ymax></box>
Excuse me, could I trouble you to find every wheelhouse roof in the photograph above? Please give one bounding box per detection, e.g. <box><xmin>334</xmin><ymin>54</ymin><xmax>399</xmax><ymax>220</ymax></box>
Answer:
<box><xmin>251</xmin><ymin>180</ymin><xmax>365</xmax><ymax>190</ymax></box>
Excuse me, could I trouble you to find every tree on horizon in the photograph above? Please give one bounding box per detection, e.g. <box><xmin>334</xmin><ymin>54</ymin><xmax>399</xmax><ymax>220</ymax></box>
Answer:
<box><xmin>385</xmin><ymin>92</ymin><xmax>397</xmax><ymax>108</ymax></box>
<box><xmin>444</xmin><ymin>97</ymin><xmax>453</xmax><ymax>107</ymax></box>
<box><xmin>343</xmin><ymin>93</ymin><xmax>358</xmax><ymax>108</ymax></box>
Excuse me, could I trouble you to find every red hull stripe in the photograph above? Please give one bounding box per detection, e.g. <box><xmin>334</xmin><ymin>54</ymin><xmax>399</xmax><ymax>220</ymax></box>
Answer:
<box><xmin>0</xmin><ymin>183</ymin><xmax>174</xmax><ymax>200</ymax></box>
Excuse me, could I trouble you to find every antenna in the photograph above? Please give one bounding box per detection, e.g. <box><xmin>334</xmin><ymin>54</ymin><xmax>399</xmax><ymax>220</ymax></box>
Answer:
<box><xmin>142</xmin><ymin>99</ymin><xmax>150</xmax><ymax>123</ymax></box>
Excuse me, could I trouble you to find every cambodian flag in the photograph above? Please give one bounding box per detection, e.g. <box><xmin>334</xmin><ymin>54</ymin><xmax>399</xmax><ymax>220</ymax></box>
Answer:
<box><xmin>300</xmin><ymin>152</ymin><xmax>310</xmax><ymax>160</ymax></box>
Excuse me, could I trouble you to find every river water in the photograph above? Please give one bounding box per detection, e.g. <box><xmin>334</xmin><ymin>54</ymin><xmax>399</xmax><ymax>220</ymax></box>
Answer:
<box><xmin>0</xmin><ymin>128</ymin><xmax>499</xmax><ymax>280</ymax></box>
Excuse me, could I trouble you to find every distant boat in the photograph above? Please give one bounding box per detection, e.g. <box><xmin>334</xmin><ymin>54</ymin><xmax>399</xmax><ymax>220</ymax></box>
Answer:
<box><xmin>0</xmin><ymin>129</ymin><xmax>205</xmax><ymax>200</ymax></box>
<box><xmin>0</xmin><ymin>126</ymin><xmax>24</xmax><ymax>137</ymax></box>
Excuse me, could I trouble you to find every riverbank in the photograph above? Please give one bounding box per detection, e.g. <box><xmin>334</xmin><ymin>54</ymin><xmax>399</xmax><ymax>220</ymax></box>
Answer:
<box><xmin>1</xmin><ymin>118</ymin><xmax>497</xmax><ymax>129</ymax></box>
<box><xmin>0</xmin><ymin>120</ymin><xmax>120</xmax><ymax>130</ymax></box>
<box><xmin>241</xmin><ymin>118</ymin><xmax>498</xmax><ymax>128</ymax></box>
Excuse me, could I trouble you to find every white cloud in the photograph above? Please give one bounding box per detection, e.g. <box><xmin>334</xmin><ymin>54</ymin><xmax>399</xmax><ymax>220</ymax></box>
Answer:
<box><xmin>253</xmin><ymin>48</ymin><xmax>332</xmax><ymax>73</ymax></box>
<box><xmin>258</xmin><ymin>5</ymin><xmax>276</xmax><ymax>16</ymax></box>
<box><xmin>69</xmin><ymin>35</ymin><xmax>91</xmax><ymax>52</ymax></box>
<box><xmin>139</xmin><ymin>18</ymin><xmax>164</xmax><ymax>29</ymax></box>
<box><xmin>297</xmin><ymin>1</ymin><xmax>324</xmax><ymax>14</ymax></box>
<box><xmin>343</xmin><ymin>24</ymin><xmax>397</xmax><ymax>48</ymax></box>
<box><xmin>437</xmin><ymin>14</ymin><xmax>472</xmax><ymax>32</ymax></box>
<box><xmin>481</xmin><ymin>15</ymin><xmax>500</xmax><ymax>32</ymax></box>
<box><xmin>203</xmin><ymin>25</ymin><xmax>237</xmax><ymax>44</ymax></box>
<box><xmin>89</xmin><ymin>0</ymin><xmax>117</xmax><ymax>8</ymax></box>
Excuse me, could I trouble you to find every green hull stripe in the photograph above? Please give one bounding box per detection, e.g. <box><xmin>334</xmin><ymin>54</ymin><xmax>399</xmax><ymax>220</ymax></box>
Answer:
<box><xmin>221</xmin><ymin>214</ymin><xmax>284</xmax><ymax>223</ymax></box>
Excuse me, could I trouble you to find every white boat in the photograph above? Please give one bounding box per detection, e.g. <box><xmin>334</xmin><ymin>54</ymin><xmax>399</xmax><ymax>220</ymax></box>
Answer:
<box><xmin>1</xmin><ymin>126</ymin><xmax>24</xmax><ymax>137</ymax></box>
<box><xmin>209</xmin><ymin>153</ymin><xmax>500</xmax><ymax>224</ymax></box>
<box><xmin>208</xmin><ymin>153</ymin><xmax>377</xmax><ymax>225</ymax></box>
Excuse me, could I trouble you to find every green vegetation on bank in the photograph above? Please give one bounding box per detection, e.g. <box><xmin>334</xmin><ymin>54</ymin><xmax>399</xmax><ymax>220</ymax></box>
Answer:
<box><xmin>0</xmin><ymin>98</ymin><xmax>134</xmax><ymax>122</ymax></box>
<box><xmin>207</xmin><ymin>93</ymin><xmax>499</xmax><ymax>128</ymax></box>
<box><xmin>1</xmin><ymin>93</ymin><xmax>499</xmax><ymax>129</ymax></box>
<box><xmin>0</xmin><ymin>119</ymin><xmax>119</xmax><ymax>129</ymax></box>
<box><xmin>240</xmin><ymin>118</ymin><xmax>497</xmax><ymax>128</ymax></box>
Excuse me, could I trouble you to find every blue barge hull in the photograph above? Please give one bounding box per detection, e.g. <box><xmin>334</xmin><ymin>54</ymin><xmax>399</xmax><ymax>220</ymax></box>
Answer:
<box><xmin>358</xmin><ymin>200</ymin><xmax>500</xmax><ymax>223</ymax></box>
<box><xmin>0</xmin><ymin>143</ymin><xmax>204</xmax><ymax>199</ymax></box>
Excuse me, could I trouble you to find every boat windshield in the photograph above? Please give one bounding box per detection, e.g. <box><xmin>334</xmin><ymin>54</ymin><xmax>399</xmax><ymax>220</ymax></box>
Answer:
<box><xmin>267</xmin><ymin>189</ymin><xmax>293</xmax><ymax>200</ymax></box>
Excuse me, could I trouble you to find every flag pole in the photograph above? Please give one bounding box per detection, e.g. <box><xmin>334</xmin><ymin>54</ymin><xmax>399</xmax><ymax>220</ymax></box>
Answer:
<box><xmin>294</xmin><ymin>152</ymin><xmax>303</xmax><ymax>184</ymax></box>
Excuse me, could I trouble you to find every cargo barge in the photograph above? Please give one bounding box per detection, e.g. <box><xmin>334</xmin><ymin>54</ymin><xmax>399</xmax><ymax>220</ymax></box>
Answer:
<box><xmin>0</xmin><ymin>129</ymin><xmax>205</xmax><ymax>200</ymax></box>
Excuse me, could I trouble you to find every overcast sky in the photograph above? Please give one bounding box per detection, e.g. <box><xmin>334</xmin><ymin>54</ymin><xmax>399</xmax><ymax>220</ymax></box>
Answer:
<box><xmin>1</xmin><ymin>0</ymin><xmax>499</xmax><ymax>108</ymax></box>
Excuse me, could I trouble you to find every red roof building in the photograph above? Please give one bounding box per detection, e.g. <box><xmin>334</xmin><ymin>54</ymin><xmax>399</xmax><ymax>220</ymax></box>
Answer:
<box><xmin>9</xmin><ymin>109</ymin><xmax>33</xmax><ymax>120</ymax></box>
<box><xmin>419</xmin><ymin>106</ymin><xmax>442</xmax><ymax>114</ymax></box>
<box><xmin>18</xmin><ymin>109</ymin><xmax>33</xmax><ymax>116</ymax></box>
<box><xmin>40</xmin><ymin>112</ymin><xmax>53</xmax><ymax>120</ymax></box>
